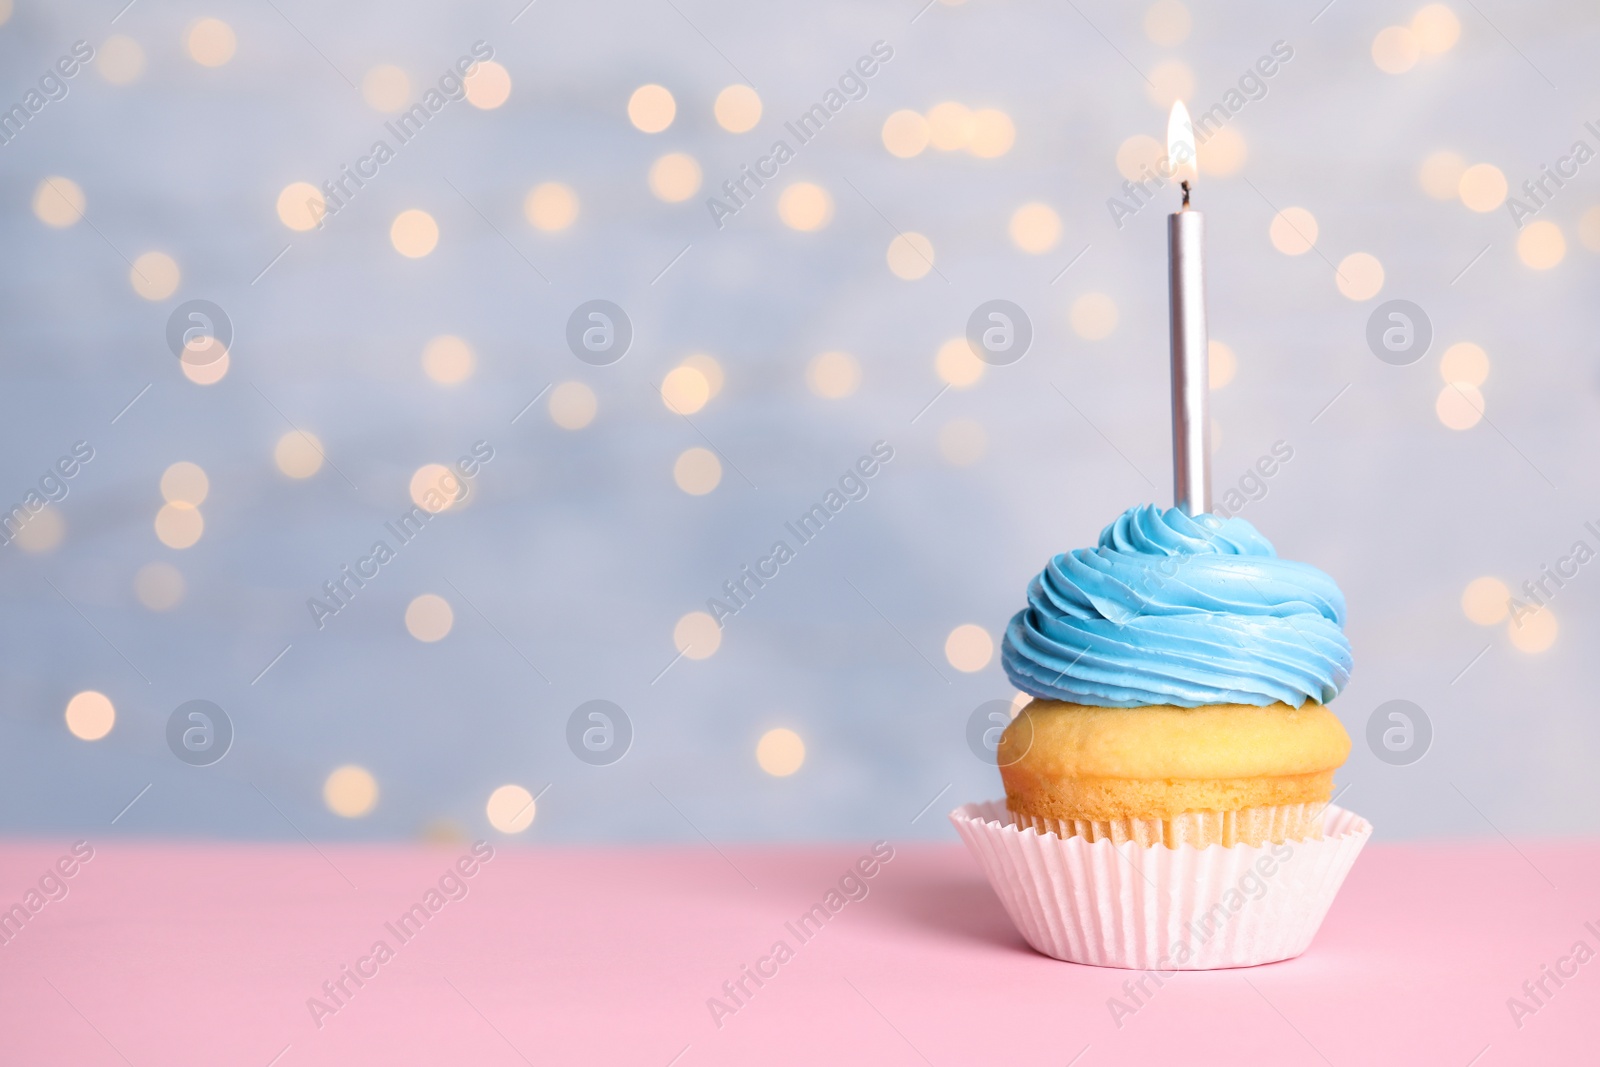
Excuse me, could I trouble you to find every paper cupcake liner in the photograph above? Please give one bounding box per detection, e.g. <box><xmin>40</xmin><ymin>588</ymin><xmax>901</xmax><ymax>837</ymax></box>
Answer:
<box><xmin>1010</xmin><ymin>801</ymin><xmax>1324</xmax><ymax>849</ymax></box>
<box><xmin>951</xmin><ymin>799</ymin><xmax>1371</xmax><ymax>970</ymax></box>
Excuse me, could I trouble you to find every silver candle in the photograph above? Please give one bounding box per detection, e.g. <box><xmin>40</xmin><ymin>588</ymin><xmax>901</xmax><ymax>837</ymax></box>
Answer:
<box><xmin>1166</xmin><ymin>102</ymin><xmax>1210</xmax><ymax>516</ymax></box>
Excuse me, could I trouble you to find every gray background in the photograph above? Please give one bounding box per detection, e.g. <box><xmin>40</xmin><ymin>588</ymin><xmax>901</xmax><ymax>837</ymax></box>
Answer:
<box><xmin>1</xmin><ymin>0</ymin><xmax>1596</xmax><ymax>842</ymax></box>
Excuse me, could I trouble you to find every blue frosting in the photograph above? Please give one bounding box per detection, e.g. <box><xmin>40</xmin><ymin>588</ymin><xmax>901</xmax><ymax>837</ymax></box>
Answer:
<box><xmin>1001</xmin><ymin>505</ymin><xmax>1352</xmax><ymax>708</ymax></box>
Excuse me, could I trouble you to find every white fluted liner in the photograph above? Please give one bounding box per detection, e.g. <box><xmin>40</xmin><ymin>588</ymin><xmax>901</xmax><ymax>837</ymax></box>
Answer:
<box><xmin>951</xmin><ymin>799</ymin><xmax>1371</xmax><ymax>970</ymax></box>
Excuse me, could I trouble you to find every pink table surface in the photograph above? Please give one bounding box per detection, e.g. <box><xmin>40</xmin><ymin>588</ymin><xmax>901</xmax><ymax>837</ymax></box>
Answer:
<box><xmin>1</xmin><ymin>830</ymin><xmax>1595</xmax><ymax>1066</ymax></box>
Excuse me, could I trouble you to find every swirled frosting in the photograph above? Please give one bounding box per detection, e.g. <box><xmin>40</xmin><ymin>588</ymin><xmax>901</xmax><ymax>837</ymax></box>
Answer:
<box><xmin>1001</xmin><ymin>505</ymin><xmax>1351</xmax><ymax>708</ymax></box>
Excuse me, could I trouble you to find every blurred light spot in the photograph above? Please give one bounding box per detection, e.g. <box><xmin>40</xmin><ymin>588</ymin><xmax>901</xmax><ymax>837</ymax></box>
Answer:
<box><xmin>1412</xmin><ymin>4</ymin><xmax>1461</xmax><ymax>53</ymax></box>
<box><xmin>1143</xmin><ymin>0</ymin><xmax>1191</xmax><ymax>45</ymax></box>
<box><xmin>1009</xmin><ymin>691</ymin><xmax>1032</xmax><ymax>718</ymax></box>
<box><xmin>674</xmin><ymin>447</ymin><xmax>722</xmax><ymax>495</ymax></box>
<box><xmin>405</xmin><ymin>593</ymin><xmax>454</xmax><ymax>642</ymax></box>
<box><xmin>757</xmin><ymin>728</ymin><xmax>805</xmax><ymax>776</ymax></box>
<box><xmin>155</xmin><ymin>503</ymin><xmax>203</xmax><ymax>549</ymax></box>
<box><xmin>98</xmin><ymin>35</ymin><xmax>145</xmax><ymax>85</ymax></box>
<box><xmin>714</xmin><ymin>84</ymin><xmax>761</xmax><ymax>132</ymax></box>
<box><xmin>15</xmin><ymin>509</ymin><xmax>63</xmax><ymax>553</ymax></box>
<box><xmin>1116</xmin><ymin>134</ymin><xmax>1163</xmax><ymax>181</ymax></box>
<box><xmin>1209</xmin><ymin>340</ymin><xmax>1237</xmax><ymax>388</ymax></box>
<box><xmin>926</xmin><ymin>102</ymin><xmax>973</xmax><ymax>151</ymax></box>
<box><xmin>1461</xmin><ymin>576</ymin><xmax>1509</xmax><ymax>625</ymax></box>
<box><xmin>362</xmin><ymin>64</ymin><xmax>410</xmax><ymax>112</ymax></box>
<box><xmin>1196</xmin><ymin>125</ymin><xmax>1247</xmax><ymax>176</ymax></box>
<box><xmin>486</xmin><ymin>785</ymin><xmax>536</xmax><ymax>833</ymax></box>
<box><xmin>1517</xmin><ymin>219</ymin><xmax>1565</xmax><ymax>269</ymax></box>
<box><xmin>1418</xmin><ymin>150</ymin><xmax>1466</xmax><ymax>200</ymax></box>
<box><xmin>135</xmin><ymin>562</ymin><xmax>185</xmax><ymax>611</ymax></box>
<box><xmin>183</xmin><ymin>349</ymin><xmax>229</xmax><ymax>385</ymax></box>
<box><xmin>275</xmin><ymin>431</ymin><xmax>324</xmax><ymax>478</ymax></box>
<box><xmin>1268</xmin><ymin>207</ymin><xmax>1318</xmax><ymax>255</ymax></box>
<box><xmin>882</xmin><ymin>109</ymin><xmax>930</xmax><ymax>158</ymax></box>
<box><xmin>661</xmin><ymin>365</ymin><xmax>710</xmax><ymax>414</ymax></box>
<box><xmin>674</xmin><ymin>611</ymin><xmax>721</xmax><ymax>659</ymax></box>
<box><xmin>33</xmin><ymin>177</ymin><xmax>84</xmax><ymax>228</ymax></box>
<box><xmin>423</xmin><ymin>335</ymin><xmax>475</xmax><ymax>385</ymax></box>
<box><xmin>464</xmin><ymin>60</ymin><xmax>511</xmax><ymax>109</ymax></box>
<box><xmin>777</xmin><ymin>182</ymin><xmax>833</xmax><ymax>231</ymax></box>
<box><xmin>945</xmin><ymin>624</ymin><xmax>994</xmax><ymax>672</ymax></box>
<box><xmin>1372</xmin><ymin>26</ymin><xmax>1420</xmax><ymax>73</ymax></box>
<box><xmin>1436</xmin><ymin>382</ymin><xmax>1484</xmax><ymax>430</ymax></box>
<box><xmin>1458</xmin><ymin>163</ymin><xmax>1507</xmax><ymax>212</ymax></box>
<box><xmin>0</xmin><ymin>0</ymin><xmax>9</xmax><ymax>25</ymax></box>
<box><xmin>549</xmin><ymin>381</ymin><xmax>597</xmax><ymax>429</ymax></box>
<box><xmin>938</xmin><ymin>418</ymin><xmax>987</xmax><ymax>467</ymax></box>
<box><xmin>1335</xmin><ymin>252</ymin><xmax>1384</xmax><ymax>301</ymax></box>
<box><xmin>65</xmin><ymin>691</ymin><xmax>114</xmax><ymax>741</ymax></box>
<box><xmin>807</xmin><ymin>351</ymin><xmax>860</xmax><ymax>399</ymax></box>
<box><xmin>161</xmin><ymin>461</ymin><xmax>209</xmax><ymax>506</ymax></box>
<box><xmin>324</xmin><ymin>765</ymin><xmax>378</xmax><ymax>818</ymax></box>
<box><xmin>968</xmin><ymin>109</ymin><xmax>1015</xmax><ymax>158</ymax></box>
<box><xmin>410</xmin><ymin>463</ymin><xmax>462</xmax><ymax>514</ymax></box>
<box><xmin>419</xmin><ymin>819</ymin><xmax>467</xmax><ymax>843</ymax></box>
<box><xmin>649</xmin><ymin>152</ymin><xmax>702</xmax><ymax>202</ymax></box>
<box><xmin>276</xmin><ymin>182</ymin><xmax>326</xmax><ymax>232</ymax></box>
<box><xmin>1440</xmin><ymin>341</ymin><xmax>1488</xmax><ymax>386</ymax></box>
<box><xmin>1145</xmin><ymin>60</ymin><xmax>1194</xmax><ymax>107</ymax></box>
<box><xmin>1508</xmin><ymin>606</ymin><xmax>1557</xmax><ymax>653</ymax></box>
<box><xmin>886</xmin><ymin>232</ymin><xmax>935</xmax><ymax>280</ymax></box>
<box><xmin>1572</xmin><ymin>205</ymin><xmax>1600</xmax><ymax>255</ymax></box>
<box><xmin>682</xmin><ymin>353</ymin><xmax>724</xmax><ymax>399</ymax></box>
<box><xmin>1070</xmin><ymin>292</ymin><xmax>1119</xmax><ymax>340</ymax></box>
<box><xmin>187</xmin><ymin>18</ymin><xmax>236</xmax><ymax>67</ymax></box>
<box><xmin>390</xmin><ymin>209</ymin><xmax>439</xmax><ymax>257</ymax></box>
<box><xmin>936</xmin><ymin>337</ymin><xmax>984</xmax><ymax>388</ymax></box>
<box><xmin>1009</xmin><ymin>202</ymin><xmax>1060</xmax><ymax>254</ymax></box>
<box><xmin>628</xmin><ymin>84</ymin><xmax>675</xmax><ymax>132</ymax></box>
<box><xmin>130</xmin><ymin>252</ymin><xmax>180</xmax><ymax>301</ymax></box>
<box><xmin>524</xmin><ymin>182</ymin><xmax>578</xmax><ymax>232</ymax></box>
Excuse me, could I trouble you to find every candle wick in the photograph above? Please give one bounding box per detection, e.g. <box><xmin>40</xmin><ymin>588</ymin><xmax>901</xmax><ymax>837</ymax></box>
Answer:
<box><xmin>1180</xmin><ymin>180</ymin><xmax>1191</xmax><ymax>208</ymax></box>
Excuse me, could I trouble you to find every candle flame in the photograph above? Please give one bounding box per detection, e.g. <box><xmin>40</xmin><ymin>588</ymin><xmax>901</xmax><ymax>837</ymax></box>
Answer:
<box><xmin>1167</xmin><ymin>101</ymin><xmax>1198</xmax><ymax>187</ymax></box>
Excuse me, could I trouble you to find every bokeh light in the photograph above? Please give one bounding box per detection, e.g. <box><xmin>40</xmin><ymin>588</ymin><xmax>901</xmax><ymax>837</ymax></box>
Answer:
<box><xmin>135</xmin><ymin>562</ymin><xmax>186</xmax><ymax>611</ymax></box>
<box><xmin>362</xmin><ymin>65</ymin><xmax>410</xmax><ymax>112</ymax></box>
<box><xmin>1144</xmin><ymin>0</ymin><xmax>1192</xmax><ymax>45</ymax></box>
<box><xmin>886</xmin><ymin>232</ymin><xmax>935</xmax><ymax>280</ymax></box>
<box><xmin>945</xmin><ymin>624</ymin><xmax>994</xmax><ymax>672</ymax></box>
<box><xmin>405</xmin><ymin>594</ymin><xmax>454</xmax><ymax>642</ymax></box>
<box><xmin>65</xmin><ymin>691</ymin><xmax>114</xmax><ymax>741</ymax></box>
<box><xmin>187</xmin><ymin>18</ymin><xmax>236</xmax><ymax>67</ymax></box>
<box><xmin>324</xmin><ymin>765</ymin><xmax>378</xmax><ymax>818</ymax></box>
<box><xmin>673</xmin><ymin>447</ymin><xmax>722</xmax><ymax>495</ymax></box>
<box><xmin>275</xmin><ymin>431</ymin><xmax>324</xmax><ymax>478</ymax></box>
<box><xmin>1372</xmin><ymin>26</ymin><xmax>1421</xmax><ymax>73</ymax></box>
<box><xmin>1146</xmin><ymin>60</ymin><xmax>1194</xmax><ymax>107</ymax></box>
<box><xmin>938</xmin><ymin>418</ymin><xmax>987</xmax><ymax>467</ymax></box>
<box><xmin>968</xmin><ymin>109</ymin><xmax>1015</xmax><ymax>158</ymax></box>
<box><xmin>161</xmin><ymin>462</ymin><xmax>209</xmax><ymax>506</ymax></box>
<box><xmin>1269</xmin><ymin>207</ymin><xmax>1318</xmax><ymax>255</ymax></box>
<box><xmin>390</xmin><ymin>209</ymin><xmax>439</xmax><ymax>257</ymax></box>
<box><xmin>33</xmin><ymin>177</ymin><xmax>85</xmax><ymax>228</ymax></box>
<box><xmin>1517</xmin><ymin>220</ymin><xmax>1565</xmax><ymax>269</ymax></box>
<box><xmin>410</xmin><ymin>463</ymin><xmax>462</xmax><ymax>513</ymax></box>
<box><xmin>1009</xmin><ymin>202</ymin><xmax>1061</xmax><ymax>254</ymax></box>
<box><xmin>183</xmin><ymin>350</ymin><xmax>229</xmax><ymax>385</ymax></box>
<box><xmin>1070</xmin><ymin>293</ymin><xmax>1119</xmax><ymax>339</ymax></box>
<box><xmin>525</xmin><ymin>182</ymin><xmax>579</xmax><ymax>231</ymax></box>
<box><xmin>423</xmin><ymin>335</ymin><xmax>475</xmax><ymax>385</ymax></box>
<box><xmin>661</xmin><ymin>365</ymin><xmax>711</xmax><ymax>414</ymax></box>
<box><xmin>777</xmin><ymin>182</ymin><xmax>833</xmax><ymax>231</ymax></box>
<box><xmin>1436</xmin><ymin>382</ymin><xmax>1485</xmax><ymax>430</ymax></box>
<box><xmin>935</xmin><ymin>337</ymin><xmax>984</xmax><ymax>388</ymax></box>
<box><xmin>1412</xmin><ymin>4</ymin><xmax>1462</xmax><ymax>53</ymax></box>
<box><xmin>807</xmin><ymin>351</ymin><xmax>860</xmax><ymax>399</ymax></box>
<box><xmin>486</xmin><ymin>785</ymin><xmax>536</xmax><ymax>833</ymax></box>
<box><xmin>1461</xmin><ymin>576</ymin><xmax>1510</xmax><ymax>625</ymax></box>
<box><xmin>882</xmin><ymin>110</ymin><xmax>930</xmax><ymax>158</ymax></box>
<box><xmin>1508</xmin><ymin>607</ymin><xmax>1558</xmax><ymax>653</ymax></box>
<box><xmin>1440</xmin><ymin>342</ymin><xmax>1489</xmax><ymax>386</ymax></box>
<box><xmin>1209</xmin><ymin>340</ymin><xmax>1237</xmax><ymax>388</ymax></box>
<box><xmin>628</xmin><ymin>84</ymin><xmax>675</xmax><ymax>132</ymax></box>
<box><xmin>130</xmin><ymin>252</ymin><xmax>180</xmax><ymax>301</ymax></box>
<box><xmin>674</xmin><ymin>611</ymin><xmax>721</xmax><ymax>659</ymax></box>
<box><xmin>714</xmin><ymin>84</ymin><xmax>762</xmax><ymax>132</ymax></box>
<box><xmin>98</xmin><ymin>36</ymin><xmax>145</xmax><ymax>85</ymax></box>
<box><xmin>1335</xmin><ymin>253</ymin><xmax>1384</xmax><ymax>301</ymax></box>
<box><xmin>276</xmin><ymin>182</ymin><xmax>325</xmax><ymax>232</ymax></box>
<box><xmin>1580</xmin><ymin>206</ymin><xmax>1600</xmax><ymax>252</ymax></box>
<box><xmin>1196</xmin><ymin>126</ymin><xmax>1247</xmax><ymax>177</ymax></box>
<box><xmin>1419</xmin><ymin>150</ymin><xmax>1466</xmax><ymax>200</ymax></box>
<box><xmin>1116</xmin><ymin>135</ymin><xmax>1162</xmax><ymax>181</ymax></box>
<box><xmin>15</xmin><ymin>509</ymin><xmax>64</xmax><ymax>553</ymax></box>
<box><xmin>155</xmin><ymin>503</ymin><xmax>204</xmax><ymax>549</ymax></box>
<box><xmin>682</xmin><ymin>354</ymin><xmax>724</xmax><ymax>399</ymax></box>
<box><xmin>549</xmin><ymin>381</ymin><xmax>597</xmax><ymax>429</ymax></box>
<box><xmin>464</xmin><ymin>60</ymin><xmax>511</xmax><ymax>109</ymax></box>
<box><xmin>926</xmin><ymin>102</ymin><xmax>973</xmax><ymax>151</ymax></box>
<box><xmin>649</xmin><ymin>152</ymin><xmax>702</xmax><ymax>202</ymax></box>
<box><xmin>1459</xmin><ymin>164</ymin><xmax>1507</xmax><ymax>212</ymax></box>
<box><xmin>757</xmin><ymin>728</ymin><xmax>805</xmax><ymax>776</ymax></box>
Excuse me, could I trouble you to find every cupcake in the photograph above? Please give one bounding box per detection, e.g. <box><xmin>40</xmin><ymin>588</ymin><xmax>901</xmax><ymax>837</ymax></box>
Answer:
<box><xmin>951</xmin><ymin>503</ymin><xmax>1371</xmax><ymax>969</ymax></box>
